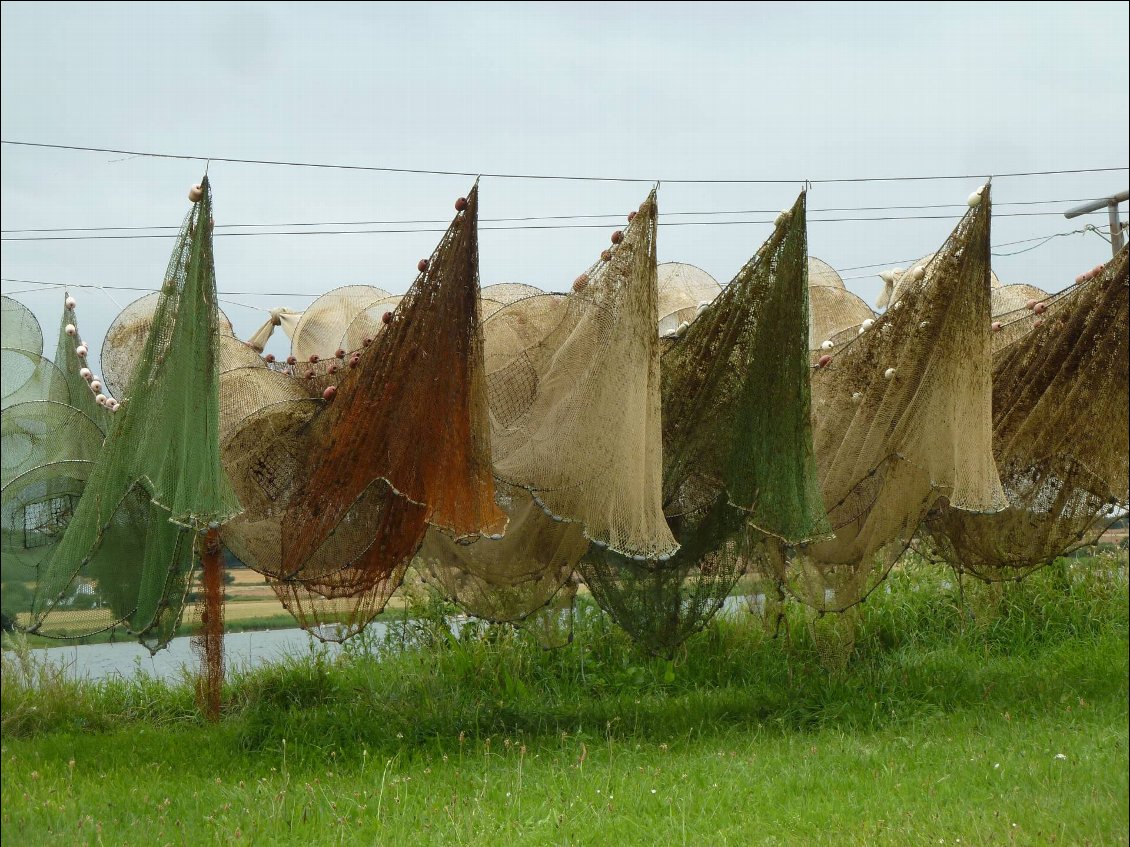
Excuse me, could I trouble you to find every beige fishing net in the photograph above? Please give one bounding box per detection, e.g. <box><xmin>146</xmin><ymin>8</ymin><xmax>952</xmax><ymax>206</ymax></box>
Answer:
<box><xmin>778</xmin><ymin>187</ymin><xmax>1007</xmax><ymax>611</ymax></box>
<box><xmin>488</xmin><ymin>190</ymin><xmax>676</xmax><ymax>559</ymax></box>
<box><xmin>808</xmin><ymin>256</ymin><xmax>846</xmax><ymax>289</ymax></box>
<box><xmin>925</xmin><ymin>248</ymin><xmax>1128</xmax><ymax>580</ymax></box>
<box><xmin>481</xmin><ymin>282</ymin><xmax>544</xmax><ymax>304</ymax></box>
<box><xmin>656</xmin><ymin>262</ymin><xmax>722</xmax><ymax>337</ymax></box>
<box><xmin>809</xmin><ymin>286</ymin><xmax>876</xmax><ymax>350</ymax></box>
<box><xmin>991</xmin><ymin>283</ymin><xmax>1051</xmax><ymax>318</ymax></box>
<box><xmin>288</xmin><ymin>285</ymin><xmax>392</xmax><ymax>362</ymax></box>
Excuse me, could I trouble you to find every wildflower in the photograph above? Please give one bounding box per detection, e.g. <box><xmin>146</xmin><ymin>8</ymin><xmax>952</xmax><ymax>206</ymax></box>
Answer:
<box><xmin>1054</xmin><ymin>753</ymin><xmax>1067</xmax><ymax>761</ymax></box>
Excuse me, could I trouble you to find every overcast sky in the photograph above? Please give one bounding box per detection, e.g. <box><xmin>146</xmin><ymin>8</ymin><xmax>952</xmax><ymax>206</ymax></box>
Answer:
<box><xmin>2</xmin><ymin>1</ymin><xmax>1127</xmax><ymax>368</ymax></box>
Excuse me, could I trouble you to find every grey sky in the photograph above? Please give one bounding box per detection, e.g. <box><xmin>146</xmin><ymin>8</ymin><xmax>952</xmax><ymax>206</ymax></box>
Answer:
<box><xmin>2</xmin><ymin>1</ymin><xmax>1127</xmax><ymax>369</ymax></box>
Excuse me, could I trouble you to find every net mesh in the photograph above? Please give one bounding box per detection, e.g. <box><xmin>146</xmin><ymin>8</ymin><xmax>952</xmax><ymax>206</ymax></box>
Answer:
<box><xmin>809</xmin><ymin>286</ymin><xmax>876</xmax><ymax>351</ymax></box>
<box><xmin>656</xmin><ymin>262</ymin><xmax>722</xmax><ymax>336</ymax></box>
<box><xmin>779</xmin><ymin>187</ymin><xmax>1007</xmax><ymax>612</ymax></box>
<box><xmin>22</xmin><ymin>176</ymin><xmax>241</xmax><ymax>649</ymax></box>
<box><xmin>220</xmin><ymin>184</ymin><xmax>505</xmax><ymax>639</ymax></box>
<box><xmin>581</xmin><ymin>192</ymin><xmax>832</xmax><ymax>654</ymax></box>
<box><xmin>54</xmin><ymin>295</ymin><xmax>115</xmax><ymax>431</ymax></box>
<box><xmin>102</xmin><ymin>292</ymin><xmax>233</xmax><ymax>402</ymax></box>
<box><xmin>490</xmin><ymin>191</ymin><xmax>676</xmax><ymax>559</ymax></box>
<box><xmin>289</xmin><ymin>285</ymin><xmax>392</xmax><ymax>361</ymax></box>
<box><xmin>991</xmin><ymin>283</ymin><xmax>1051</xmax><ymax>317</ymax></box>
<box><xmin>925</xmin><ymin>248</ymin><xmax>1129</xmax><ymax>580</ymax></box>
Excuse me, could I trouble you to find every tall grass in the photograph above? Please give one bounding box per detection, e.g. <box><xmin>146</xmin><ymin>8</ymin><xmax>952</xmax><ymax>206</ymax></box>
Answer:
<box><xmin>3</xmin><ymin>553</ymin><xmax>1126</xmax><ymax>752</ymax></box>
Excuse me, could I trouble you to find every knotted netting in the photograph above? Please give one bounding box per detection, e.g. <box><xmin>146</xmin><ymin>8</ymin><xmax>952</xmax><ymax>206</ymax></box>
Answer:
<box><xmin>809</xmin><ymin>285</ymin><xmax>876</xmax><ymax>351</ymax></box>
<box><xmin>489</xmin><ymin>190</ymin><xmax>676</xmax><ymax>559</ymax></box>
<box><xmin>412</xmin><ymin>289</ymin><xmax>586</xmax><ymax>627</ymax></box>
<box><xmin>22</xmin><ymin>176</ymin><xmax>241</xmax><ymax>649</ymax></box>
<box><xmin>656</xmin><ymin>262</ymin><xmax>722</xmax><ymax>337</ymax></box>
<box><xmin>289</xmin><ymin>285</ymin><xmax>392</xmax><ymax>362</ymax></box>
<box><xmin>1</xmin><ymin>294</ymin><xmax>111</xmax><ymax>630</ymax></box>
<box><xmin>777</xmin><ymin>187</ymin><xmax>1007</xmax><ymax>612</ymax></box>
<box><xmin>924</xmin><ymin>248</ymin><xmax>1129</xmax><ymax>580</ymax></box>
<box><xmin>991</xmin><ymin>283</ymin><xmax>1051</xmax><ymax>318</ymax></box>
<box><xmin>579</xmin><ymin>192</ymin><xmax>832</xmax><ymax>654</ymax></box>
<box><xmin>101</xmin><ymin>292</ymin><xmax>234</xmax><ymax>401</ymax></box>
<box><xmin>220</xmin><ymin>184</ymin><xmax>505</xmax><ymax>639</ymax></box>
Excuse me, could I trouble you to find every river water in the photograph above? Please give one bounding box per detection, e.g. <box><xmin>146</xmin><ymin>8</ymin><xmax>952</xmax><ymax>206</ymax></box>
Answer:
<box><xmin>26</xmin><ymin>623</ymin><xmax>389</xmax><ymax>683</ymax></box>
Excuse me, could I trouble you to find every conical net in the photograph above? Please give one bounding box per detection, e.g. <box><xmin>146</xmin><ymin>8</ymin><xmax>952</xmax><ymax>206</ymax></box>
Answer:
<box><xmin>220</xmin><ymin>185</ymin><xmax>504</xmax><ymax>640</ymax></box>
<box><xmin>21</xmin><ymin>176</ymin><xmax>241</xmax><ymax>649</ymax></box>
<box><xmin>490</xmin><ymin>191</ymin><xmax>676</xmax><ymax>559</ymax></box>
<box><xmin>778</xmin><ymin>188</ymin><xmax>1007</xmax><ymax>612</ymax></box>
<box><xmin>580</xmin><ymin>192</ymin><xmax>832</xmax><ymax>654</ymax></box>
<box><xmin>925</xmin><ymin>248</ymin><xmax>1128</xmax><ymax>580</ymax></box>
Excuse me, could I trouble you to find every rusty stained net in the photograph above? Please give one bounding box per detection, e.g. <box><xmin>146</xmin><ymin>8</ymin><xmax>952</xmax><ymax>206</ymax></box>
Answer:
<box><xmin>776</xmin><ymin>186</ymin><xmax>1007</xmax><ymax>613</ymax></box>
<box><xmin>925</xmin><ymin>247</ymin><xmax>1129</xmax><ymax>580</ymax></box>
<box><xmin>220</xmin><ymin>184</ymin><xmax>505</xmax><ymax>639</ymax></box>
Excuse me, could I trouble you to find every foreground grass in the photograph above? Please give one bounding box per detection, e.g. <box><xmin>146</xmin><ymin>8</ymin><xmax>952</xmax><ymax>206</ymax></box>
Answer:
<box><xmin>2</xmin><ymin>557</ymin><xmax>1127</xmax><ymax>846</ymax></box>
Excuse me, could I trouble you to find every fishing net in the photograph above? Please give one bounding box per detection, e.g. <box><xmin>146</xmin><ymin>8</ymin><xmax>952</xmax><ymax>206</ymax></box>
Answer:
<box><xmin>2</xmin><ymin>295</ymin><xmax>44</xmax><ymax>356</ymax></box>
<box><xmin>778</xmin><ymin>187</ymin><xmax>1007</xmax><ymax>612</ymax></box>
<box><xmin>246</xmin><ymin>307</ymin><xmax>302</xmax><ymax>353</ymax></box>
<box><xmin>991</xmin><ymin>283</ymin><xmax>1050</xmax><ymax>317</ymax></box>
<box><xmin>101</xmin><ymin>292</ymin><xmax>234</xmax><ymax>401</ymax></box>
<box><xmin>23</xmin><ymin>176</ymin><xmax>241</xmax><ymax>649</ymax></box>
<box><xmin>809</xmin><ymin>286</ymin><xmax>875</xmax><ymax>350</ymax></box>
<box><xmin>656</xmin><ymin>262</ymin><xmax>722</xmax><ymax>336</ymax></box>
<box><xmin>879</xmin><ymin>255</ymin><xmax>1002</xmax><ymax>310</ymax></box>
<box><xmin>289</xmin><ymin>285</ymin><xmax>392</xmax><ymax>361</ymax></box>
<box><xmin>490</xmin><ymin>191</ymin><xmax>676</xmax><ymax>559</ymax></box>
<box><xmin>220</xmin><ymin>185</ymin><xmax>505</xmax><ymax>639</ymax></box>
<box><xmin>581</xmin><ymin>192</ymin><xmax>832</xmax><ymax>654</ymax></box>
<box><xmin>53</xmin><ymin>294</ymin><xmax>115</xmax><ymax>431</ymax></box>
<box><xmin>925</xmin><ymin>248</ymin><xmax>1129</xmax><ymax>580</ymax></box>
<box><xmin>414</xmin><ymin>480</ymin><xmax>588</xmax><ymax>625</ymax></box>
<box><xmin>808</xmin><ymin>256</ymin><xmax>845</xmax><ymax>289</ymax></box>
<box><xmin>481</xmin><ymin>282</ymin><xmax>544</xmax><ymax>304</ymax></box>
<box><xmin>1</xmin><ymin>400</ymin><xmax>104</xmax><ymax>630</ymax></box>
<box><xmin>1</xmin><ymin>349</ymin><xmax>69</xmax><ymax>410</ymax></box>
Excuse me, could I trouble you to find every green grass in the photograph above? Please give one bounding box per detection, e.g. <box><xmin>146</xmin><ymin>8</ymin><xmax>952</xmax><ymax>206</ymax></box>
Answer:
<box><xmin>2</xmin><ymin>555</ymin><xmax>1127</xmax><ymax>846</ymax></box>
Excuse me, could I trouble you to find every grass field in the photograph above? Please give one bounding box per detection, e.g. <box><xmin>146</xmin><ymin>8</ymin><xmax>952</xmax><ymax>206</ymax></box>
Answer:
<box><xmin>1</xmin><ymin>555</ymin><xmax>1127</xmax><ymax>846</ymax></box>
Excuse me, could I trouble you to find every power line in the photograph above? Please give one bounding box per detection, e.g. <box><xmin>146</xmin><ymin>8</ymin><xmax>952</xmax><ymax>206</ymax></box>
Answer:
<box><xmin>0</xmin><ymin>197</ymin><xmax>1110</xmax><ymax>235</ymax></box>
<box><xmin>3</xmin><ymin>139</ymin><xmax>1126</xmax><ymax>184</ymax></box>
<box><xmin>0</xmin><ymin>228</ymin><xmax>1097</xmax><ymax>300</ymax></box>
<box><xmin>0</xmin><ymin>210</ymin><xmax>1114</xmax><ymax>243</ymax></box>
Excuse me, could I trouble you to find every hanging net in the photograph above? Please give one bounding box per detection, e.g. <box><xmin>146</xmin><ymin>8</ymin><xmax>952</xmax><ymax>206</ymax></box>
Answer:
<box><xmin>924</xmin><ymin>248</ymin><xmax>1129</xmax><ymax>580</ymax></box>
<box><xmin>991</xmin><ymin>283</ymin><xmax>1050</xmax><ymax>317</ymax></box>
<box><xmin>22</xmin><ymin>176</ymin><xmax>241</xmax><ymax>649</ymax></box>
<box><xmin>102</xmin><ymin>292</ymin><xmax>234</xmax><ymax>401</ymax></box>
<box><xmin>580</xmin><ymin>192</ymin><xmax>832</xmax><ymax>654</ymax></box>
<box><xmin>2</xmin><ymin>295</ymin><xmax>44</xmax><ymax>357</ymax></box>
<box><xmin>481</xmin><ymin>283</ymin><xmax>544</xmax><ymax>304</ymax></box>
<box><xmin>879</xmin><ymin>256</ymin><xmax>1002</xmax><ymax>311</ymax></box>
<box><xmin>778</xmin><ymin>187</ymin><xmax>1007</xmax><ymax>612</ymax></box>
<box><xmin>53</xmin><ymin>295</ymin><xmax>115</xmax><ymax>432</ymax></box>
<box><xmin>220</xmin><ymin>185</ymin><xmax>505</xmax><ymax>640</ymax></box>
<box><xmin>656</xmin><ymin>262</ymin><xmax>722</xmax><ymax>337</ymax></box>
<box><xmin>490</xmin><ymin>191</ymin><xmax>676</xmax><ymax>559</ymax></box>
<box><xmin>809</xmin><ymin>285</ymin><xmax>876</xmax><ymax>350</ymax></box>
<box><xmin>289</xmin><ymin>285</ymin><xmax>392</xmax><ymax>362</ymax></box>
<box><xmin>808</xmin><ymin>256</ymin><xmax>845</xmax><ymax>289</ymax></box>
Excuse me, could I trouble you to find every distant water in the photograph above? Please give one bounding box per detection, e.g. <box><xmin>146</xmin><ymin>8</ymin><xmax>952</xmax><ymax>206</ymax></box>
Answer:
<box><xmin>29</xmin><ymin>623</ymin><xmax>388</xmax><ymax>683</ymax></box>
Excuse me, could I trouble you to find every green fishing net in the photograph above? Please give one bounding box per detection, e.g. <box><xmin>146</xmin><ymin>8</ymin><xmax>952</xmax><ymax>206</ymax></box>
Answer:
<box><xmin>22</xmin><ymin>176</ymin><xmax>240</xmax><ymax>649</ymax></box>
<box><xmin>581</xmin><ymin>192</ymin><xmax>831</xmax><ymax>654</ymax></box>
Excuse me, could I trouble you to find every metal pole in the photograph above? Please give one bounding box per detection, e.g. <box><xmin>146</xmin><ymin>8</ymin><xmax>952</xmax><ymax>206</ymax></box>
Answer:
<box><xmin>1110</xmin><ymin>201</ymin><xmax>1125</xmax><ymax>254</ymax></box>
<box><xmin>1064</xmin><ymin>190</ymin><xmax>1127</xmax><ymax>258</ymax></box>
